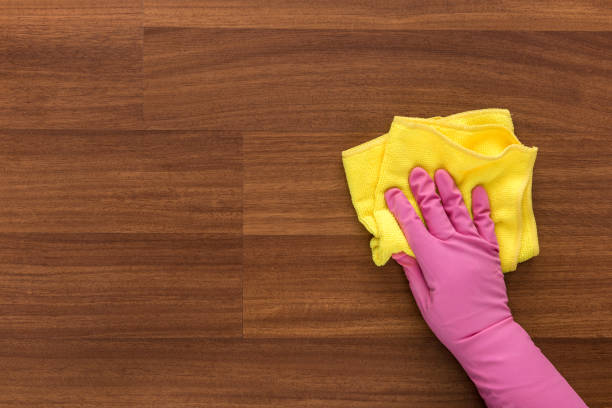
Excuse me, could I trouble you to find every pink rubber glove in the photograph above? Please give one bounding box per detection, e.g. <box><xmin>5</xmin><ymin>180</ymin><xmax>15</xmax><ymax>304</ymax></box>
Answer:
<box><xmin>385</xmin><ymin>167</ymin><xmax>587</xmax><ymax>408</ymax></box>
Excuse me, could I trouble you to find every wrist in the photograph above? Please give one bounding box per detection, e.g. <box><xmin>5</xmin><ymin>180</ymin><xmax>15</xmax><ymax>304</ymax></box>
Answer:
<box><xmin>449</xmin><ymin>316</ymin><xmax>520</xmax><ymax>370</ymax></box>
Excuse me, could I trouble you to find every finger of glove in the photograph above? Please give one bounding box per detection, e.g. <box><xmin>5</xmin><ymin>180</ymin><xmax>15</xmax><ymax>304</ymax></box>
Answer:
<box><xmin>434</xmin><ymin>169</ymin><xmax>478</xmax><ymax>236</ymax></box>
<box><xmin>409</xmin><ymin>167</ymin><xmax>454</xmax><ymax>240</ymax></box>
<box><xmin>392</xmin><ymin>252</ymin><xmax>430</xmax><ymax>312</ymax></box>
<box><xmin>385</xmin><ymin>188</ymin><xmax>432</xmax><ymax>253</ymax></box>
<box><xmin>471</xmin><ymin>185</ymin><xmax>499</xmax><ymax>247</ymax></box>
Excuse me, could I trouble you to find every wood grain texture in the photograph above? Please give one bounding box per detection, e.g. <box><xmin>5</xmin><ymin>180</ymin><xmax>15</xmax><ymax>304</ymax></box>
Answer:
<box><xmin>0</xmin><ymin>130</ymin><xmax>242</xmax><ymax>233</ymax></box>
<box><xmin>244</xmin><ymin>132</ymin><xmax>365</xmax><ymax>235</ymax></box>
<box><xmin>0</xmin><ymin>233</ymin><xmax>242</xmax><ymax>339</ymax></box>
<box><xmin>0</xmin><ymin>338</ymin><xmax>482</xmax><ymax>407</ymax></box>
<box><xmin>0</xmin><ymin>1</ymin><xmax>143</xmax><ymax>129</ymax></box>
<box><xmin>144</xmin><ymin>29</ymin><xmax>611</xmax><ymax>133</ymax></box>
<box><xmin>2</xmin><ymin>337</ymin><xmax>611</xmax><ymax>407</ymax></box>
<box><xmin>243</xmin><ymin>234</ymin><xmax>427</xmax><ymax>338</ymax></box>
<box><xmin>1</xmin><ymin>0</ymin><xmax>611</xmax><ymax>407</ymax></box>
<box><xmin>145</xmin><ymin>0</ymin><xmax>612</xmax><ymax>31</ymax></box>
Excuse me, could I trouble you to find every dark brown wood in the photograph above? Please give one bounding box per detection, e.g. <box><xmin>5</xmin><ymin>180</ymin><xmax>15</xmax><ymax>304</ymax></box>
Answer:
<box><xmin>0</xmin><ymin>1</ymin><xmax>143</xmax><ymax>129</ymax></box>
<box><xmin>0</xmin><ymin>1</ymin><xmax>610</xmax><ymax>407</ymax></box>
<box><xmin>244</xmin><ymin>235</ymin><xmax>429</xmax><ymax>337</ymax></box>
<box><xmin>244</xmin><ymin>132</ymin><xmax>365</xmax><ymax>236</ymax></box>
<box><xmin>145</xmin><ymin>0</ymin><xmax>612</xmax><ymax>31</ymax></box>
<box><xmin>0</xmin><ymin>233</ymin><xmax>242</xmax><ymax>339</ymax></box>
<box><xmin>0</xmin><ymin>130</ymin><xmax>242</xmax><ymax>233</ymax></box>
<box><xmin>144</xmin><ymin>29</ymin><xmax>611</xmax><ymax>133</ymax></box>
<box><xmin>1</xmin><ymin>338</ymin><xmax>610</xmax><ymax>407</ymax></box>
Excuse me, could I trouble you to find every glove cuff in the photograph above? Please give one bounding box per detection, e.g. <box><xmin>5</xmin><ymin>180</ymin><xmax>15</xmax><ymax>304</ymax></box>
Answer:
<box><xmin>450</xmin><ymin>317</ymin><xmax>587</xmax><ymax>408</ymax></box>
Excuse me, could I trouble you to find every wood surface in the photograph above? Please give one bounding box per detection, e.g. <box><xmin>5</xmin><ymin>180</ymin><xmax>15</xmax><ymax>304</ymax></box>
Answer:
<box><xmin>0</xmin><ymin>1</ymin><xmax>611</xmax><ymax>407</ymax></box>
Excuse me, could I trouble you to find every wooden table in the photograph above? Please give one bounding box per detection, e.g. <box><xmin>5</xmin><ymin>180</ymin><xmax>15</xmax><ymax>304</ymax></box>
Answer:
<box><xmin>1</xmin><ymin>1</ymin><xmax>610</xmax><ymax>407</ymax></box>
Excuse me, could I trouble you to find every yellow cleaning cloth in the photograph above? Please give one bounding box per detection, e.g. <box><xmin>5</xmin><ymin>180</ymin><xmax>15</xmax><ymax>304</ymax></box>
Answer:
<box><xmin>342</xmin><ymin>109</ymin><xmax>538</xmax><ymax>272</ymax></box>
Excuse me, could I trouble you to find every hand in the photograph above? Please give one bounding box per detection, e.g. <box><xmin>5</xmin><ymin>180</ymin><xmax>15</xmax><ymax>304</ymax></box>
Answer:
<box><xmin>385</xmin><ymin>167</ymin><xmax>587</xmax><ymax>408</ymax></box>
<box><xmin>384</xmin><ymin>167</ymin><xmax>510</xmax><ymax>351</ymax></box>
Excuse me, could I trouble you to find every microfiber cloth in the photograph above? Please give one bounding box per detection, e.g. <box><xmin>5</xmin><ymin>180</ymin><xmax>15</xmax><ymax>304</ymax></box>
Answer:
<box><xmin>342</xmin><ymin>109</ymin><xmax>538</xmax><ymax>272</ymax></box>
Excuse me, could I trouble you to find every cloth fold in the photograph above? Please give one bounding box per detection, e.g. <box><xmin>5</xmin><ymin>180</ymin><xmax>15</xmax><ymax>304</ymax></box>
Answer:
<box><xmin>342</xmin><ymin>109</ymin><xmax>538</xmax><ymax>272</ymax></box>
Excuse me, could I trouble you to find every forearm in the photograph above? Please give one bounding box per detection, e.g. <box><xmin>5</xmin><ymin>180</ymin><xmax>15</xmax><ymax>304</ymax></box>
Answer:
<box><xmin>450</xmin><ymin>317</ymin><xmax>587</xmax><ymax>408</ymax></box>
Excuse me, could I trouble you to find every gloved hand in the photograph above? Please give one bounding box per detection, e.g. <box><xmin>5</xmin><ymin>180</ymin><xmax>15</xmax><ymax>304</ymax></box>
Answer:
<box><xmin>385</xmin><ymin>167</ymin><xmax>587</xmax><ymax>408</ymax></box>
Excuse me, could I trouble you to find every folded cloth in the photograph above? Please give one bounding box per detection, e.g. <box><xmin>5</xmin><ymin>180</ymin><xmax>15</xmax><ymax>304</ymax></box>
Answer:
<box><xmin>342</xmin><ymin>109</ymin><xmax>538</xmax><ymax>272</ymax></box>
